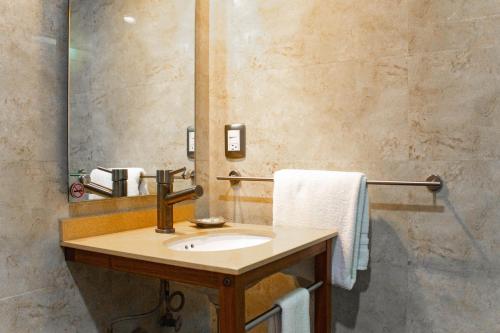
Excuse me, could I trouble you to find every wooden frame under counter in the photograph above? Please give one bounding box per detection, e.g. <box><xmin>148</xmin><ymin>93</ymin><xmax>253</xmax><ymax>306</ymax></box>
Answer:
<box><xmin>63</xmin><ymin>237</ymin><xmax>333</xmax><ymax>333</ymax></box>
<box><xmin>60</xmin><ymin>217</ymin><xmax>336</xmax><ymax>333</ymax></box>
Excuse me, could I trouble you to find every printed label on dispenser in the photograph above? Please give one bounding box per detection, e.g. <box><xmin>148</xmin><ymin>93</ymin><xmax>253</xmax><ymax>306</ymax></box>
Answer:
<box><xmin>227</xmin><ymin>130</ymin><xmax>240</xmax><ymax>151</ymax></box>
<box><xmin>188</xmin><ymin>131</ymin><xmax>195</xmax><ymax>152</ymax></box>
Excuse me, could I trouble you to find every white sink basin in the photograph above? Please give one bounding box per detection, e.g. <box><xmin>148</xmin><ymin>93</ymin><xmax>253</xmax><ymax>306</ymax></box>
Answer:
<box><xmin>167</xmin><ymin>233</ymin><xmax>272</xmax><ymax>252</ymax></box>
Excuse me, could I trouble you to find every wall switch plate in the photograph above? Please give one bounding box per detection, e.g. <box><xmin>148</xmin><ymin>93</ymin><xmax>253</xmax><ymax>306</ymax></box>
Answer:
<box><xmin>187</xmin><ymin>126</ymin><xmax>195</xmax><ymax>159</ymax></box>
<box><xmin>225</xmin><ymin>124</ymin><xmax>246</xmax><ymax>159</ymax></box>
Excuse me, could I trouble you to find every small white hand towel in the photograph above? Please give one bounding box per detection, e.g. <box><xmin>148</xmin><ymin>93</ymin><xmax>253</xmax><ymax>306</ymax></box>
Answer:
<box><xmin>89</xmin><ymin>167</ymin><xmax>149</xmax><ymax>197</ymax></box>
<box><xmin>268</xmin><ymin>288</ymin><xmax>310</xmax><ymax>333</ymax></box>
<box><xmin>273</xmin><ymin>169</ymin><xmax>369</xmax><ymax>290</ymax></box>
<box><xmin>127</xmin><ymin>168</ymin><xmax>149</xmax><ymax>196</ymax></box>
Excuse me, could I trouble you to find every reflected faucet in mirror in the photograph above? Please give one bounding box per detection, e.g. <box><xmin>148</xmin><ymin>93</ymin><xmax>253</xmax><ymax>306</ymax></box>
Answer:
<box><xmin>78</xmin><ymin>167</ymin><xmax>128</xmax><ymax>198</ymax></box>
<box><xmin>156</xmin><ymin>168</ymin><xmax>203</xmax><ymax>234</ymax></box>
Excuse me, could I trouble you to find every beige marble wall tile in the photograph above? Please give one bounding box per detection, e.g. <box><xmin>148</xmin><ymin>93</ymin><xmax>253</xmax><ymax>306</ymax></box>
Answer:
<box><xmin>202</xmin><ymin>1</ymin><xmax>500</xmax><ymax>332</ymax></box>
<box><xmin>66</xmin><ymin>263</ymin><xmax>113</xmax><ymax>331</ymax></box>
<box><xmin>0</xmin><ymin>161</ymin><xmax>69</xmax><ymax>299</ymax></box>
<box><xmin>0</xmin><ymin>1</ymin><xmax>98</xmax><ymax>331</ymax></box>
<box><xmin>409</xmin><ymin>0</ymin><xmax>500</xmax><ymax>25</ymax></box>
<box><xmin>410</xmin><ymin>16</ymin><xmax>500</xmax><ymax>54</ymax></box>
<box><xmin>0</xmin><ymin>283</ymin><xmax>97</xmax><ymax>332</ymax></box>
<box><xmin>407</xmin><ymin>160</ymin><xmax>500</xmax><ymax>271</ymax></box>
<box><xmin>408</xmin><ymin>47</ymin><xmax>500</xmax><ymax>161</ymax></box>
<box><xmin>407</xmin><ymin>266</ymin><xmax>500</xmax><ymax>332</ymax></box>
<box><xmin>0</xmin><ymin>1</ymin><xmax>209</xmax><ymax>332</ymax></box>
<box><xmin>0</xmin><ymin>26</ymin><xmax>67</xmax><ymax>162</ymax></box>
<box><xmin>218</xmin><ymin>57</ymin><xmax>409</xmax><ymax>164</ymax></box>
<box><xmin>220</xmin><ymin>0</ymin><xmax>408</xmax><ymax>70</ymax></box>
<box><xmin>333</xmin><ymin>263</ymin><xmax>408</xmax><ymax>333</ymax></box>
<box><xmin>1</xmin><ymin>0</ymin><xmax>499</xmax><ymax>332</ymax></box>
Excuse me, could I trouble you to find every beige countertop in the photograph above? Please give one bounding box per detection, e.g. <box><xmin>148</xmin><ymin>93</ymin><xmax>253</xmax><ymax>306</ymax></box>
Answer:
<box><xmin>61</xmin><ymin>221</ymin><xmax>337</xmax><ymax>275</ymax></box>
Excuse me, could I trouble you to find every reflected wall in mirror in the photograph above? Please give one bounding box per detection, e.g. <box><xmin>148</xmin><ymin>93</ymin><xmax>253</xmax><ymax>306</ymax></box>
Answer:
<box><xmin>68</xmin><ymin>0</ymin><xmax>195</xmax><ymax>202</ymax></box>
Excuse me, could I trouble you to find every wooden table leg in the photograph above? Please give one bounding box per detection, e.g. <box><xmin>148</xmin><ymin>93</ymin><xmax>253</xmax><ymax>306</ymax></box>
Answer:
<box><xmin>219</xmin><ymin>275</ymin><xmax>246</xmax><ymax>333</ymax></box>
<box><xmin>314</xmin><ymin>239</ymin><xmax>332</xmax><ymax>333</ymax></box>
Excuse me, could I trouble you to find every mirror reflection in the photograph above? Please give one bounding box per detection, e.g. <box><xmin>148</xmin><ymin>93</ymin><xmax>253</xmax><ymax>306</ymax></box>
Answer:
<box><xmin>68</xmin><ymin>0</ymin><xmax>195</xmax><ymax>202</ymax></box>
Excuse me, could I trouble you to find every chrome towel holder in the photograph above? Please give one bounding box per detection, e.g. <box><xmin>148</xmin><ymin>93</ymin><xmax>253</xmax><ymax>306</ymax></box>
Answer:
<box><xmin>217</xmin><ymin>170</ymin><xmax>443</xmax><ymax>192</ymax></box>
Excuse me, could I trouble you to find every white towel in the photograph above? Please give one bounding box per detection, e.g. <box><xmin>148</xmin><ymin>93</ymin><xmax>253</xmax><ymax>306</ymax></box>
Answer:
<box><xmin>127</xmin><ymin>168</ymin><xmax>149</xmax><ymax>196</ymax></box>
<box><xmin>89</xmin><ymin>167</ymin><xmax>149</xmax><ymax>198</ymax></box>
<box><xmin>273</xmin><ymin>169</ymin><xmax>369</xmax><ymax>290</ymax></box>
<box><xmin>268</xmin><ymin>288</ymin><xmax>310</xmax><ymax>333</ymax></box>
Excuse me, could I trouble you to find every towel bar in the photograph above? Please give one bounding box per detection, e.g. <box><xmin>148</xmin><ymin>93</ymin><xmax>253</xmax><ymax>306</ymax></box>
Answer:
<box><xmin>245</xmin><ymin>281</ymin><xmax>324</xmax><ymax>331</ymax></box>
<box><xmin>141</xmin><ymin>170</ymin><xmax>195</xmax><ymax>180</ymax></box>
<box><xmin>217</xmin><ymin>170</ymin><xmax>443</xmax><ymax>192</ymax></box>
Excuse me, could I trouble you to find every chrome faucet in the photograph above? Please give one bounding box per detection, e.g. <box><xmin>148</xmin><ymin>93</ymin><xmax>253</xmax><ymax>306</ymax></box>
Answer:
<box><xmin>156</xmin><ymin>168</ymin><xmax>203</xmax><ymax>233</ymax></box>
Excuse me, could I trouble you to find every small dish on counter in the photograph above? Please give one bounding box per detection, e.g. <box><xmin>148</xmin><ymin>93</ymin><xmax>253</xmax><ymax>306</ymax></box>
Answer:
<box><xmin>189</xmin><ymin>216</ymin><xmax>228</xmax><ymax>228</ymax></box>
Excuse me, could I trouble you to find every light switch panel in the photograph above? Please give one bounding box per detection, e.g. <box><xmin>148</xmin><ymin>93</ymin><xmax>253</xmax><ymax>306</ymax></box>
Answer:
<box><xmin>187</xmin><ymin>126</ymin><xmax>195</xmax><ymax>159</ymax></box>
<box><xmin>225</xmin><ymin>124</ymin><xmax>246</xmax><ymax>159</ymax></box>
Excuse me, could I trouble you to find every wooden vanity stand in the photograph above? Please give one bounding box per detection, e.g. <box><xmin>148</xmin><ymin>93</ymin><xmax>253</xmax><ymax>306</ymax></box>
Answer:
<box><xmin>63</xmin><ymin>238</ymin><xmax>333</xmax><ymax>332</ymax></box>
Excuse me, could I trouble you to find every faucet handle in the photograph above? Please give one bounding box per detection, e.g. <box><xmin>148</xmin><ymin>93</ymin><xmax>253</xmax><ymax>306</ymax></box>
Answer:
<box><xmin>169</xmin><ymin>167</ymin><xmax>187</xmax><ymax>176</ymax></box>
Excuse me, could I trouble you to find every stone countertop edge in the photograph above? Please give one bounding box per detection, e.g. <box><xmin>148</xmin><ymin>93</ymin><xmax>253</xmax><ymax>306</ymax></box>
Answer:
<box><xmin>61</xmin><ymin>222</ymin><xmax>337</xmax><ymax>275</ymax></box>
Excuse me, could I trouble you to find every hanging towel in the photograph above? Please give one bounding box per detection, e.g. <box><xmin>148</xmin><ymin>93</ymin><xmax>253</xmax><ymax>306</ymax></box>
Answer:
<box><xmin>128</xmin><ymin>168</ymin><xmax>149</xmax><ymax>196</ymax></box>
<box><xmin>268</xmin><ymin>288</ymin><xmax>310</xmax><ymax>333</ymax></box>
<box><xmin>273</xmin><ymin>169</ymin><xmax>369</xmax><ymax>290</ymax></box>
<box><xmin>89</xmin><ymin>167</ymin><xmax>149</xmax><ymax>198</ymax></box>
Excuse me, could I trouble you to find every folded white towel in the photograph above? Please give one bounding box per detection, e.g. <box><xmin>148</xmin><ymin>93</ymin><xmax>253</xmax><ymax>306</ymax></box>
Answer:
<box><xmin>268</xmin><ymin>288</ymin><xmax>310</xmax><ymax>333</ymax></box>
<box><xmin>89</xmin><ymin>167</ymin><xmax>149</xmax><ymax>199</ymax></box>
<box><xmin>273</xmin><ymin>169</ymin><xmax>369</xmax><ymax>290</ymax></box>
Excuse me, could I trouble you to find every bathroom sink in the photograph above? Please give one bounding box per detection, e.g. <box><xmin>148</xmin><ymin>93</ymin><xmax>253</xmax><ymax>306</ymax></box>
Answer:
<box><xmin>167</xmin><ymin>233</ymin><xmax>272</xmax><ymax>252</ymax></box>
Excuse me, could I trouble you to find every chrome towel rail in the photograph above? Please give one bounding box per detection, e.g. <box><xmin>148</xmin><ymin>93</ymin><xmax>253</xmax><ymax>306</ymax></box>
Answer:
<box><xmin>217</xmin><ymin>170</ymin><xmax>443</xmax><ymax>192</ymax></box>
<box><xmin>141</xmin><ymin>169</ymin><xmax>195</xmax><ymax>180</ymax></box>
<box><xmin>245</xmin><ymin>281</ymin><xmax>324</xmax><ymax>332</ymax></box>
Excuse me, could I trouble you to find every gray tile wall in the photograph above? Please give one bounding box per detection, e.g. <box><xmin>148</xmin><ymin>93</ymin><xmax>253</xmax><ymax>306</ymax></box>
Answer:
<box><xmin>1</xmin><ymin>1</ymin><xmax>499</xmax><ymax>333</ymax></box>
<box><xmin>0</xmin><ymin>1</ymin><xmax>210</xmax><ymax>332</ymax></box>
<box><xmin>0</xmin><ymin>0</ymin><xmax>96</xmax><ymax>331</ymax></box>
<box><xmin>205</xmin><ymin>1</ymin><xmax>500</xmax><ymax>332</ymax></box>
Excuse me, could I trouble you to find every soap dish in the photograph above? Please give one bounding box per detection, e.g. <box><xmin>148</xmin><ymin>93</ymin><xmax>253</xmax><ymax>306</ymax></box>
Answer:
<box><xmin>189</xmin><ymin>216</ymin><xmax>228</xmax><ymax>228</ymax></box>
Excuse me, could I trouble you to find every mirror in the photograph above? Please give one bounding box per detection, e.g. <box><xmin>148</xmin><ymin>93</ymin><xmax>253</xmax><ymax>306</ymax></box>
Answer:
<box><xmin>68</xmin><ymin>0</ymin><xmax>195</xmax><ymax>202</ymax></box>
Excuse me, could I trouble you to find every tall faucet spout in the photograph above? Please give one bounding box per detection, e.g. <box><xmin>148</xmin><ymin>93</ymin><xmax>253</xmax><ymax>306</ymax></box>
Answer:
<box><xmin>155</xmin><ymin>169</ymin><xmax>203</xmax><ymax>234</ymax></box>
<box><xmin>164</xmin><ymin>185</ymin><xmax>203</xmax><ymax>204</ymax></box>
